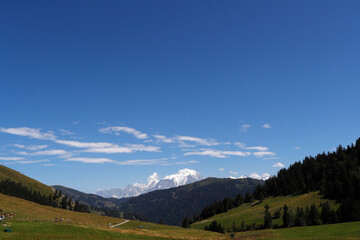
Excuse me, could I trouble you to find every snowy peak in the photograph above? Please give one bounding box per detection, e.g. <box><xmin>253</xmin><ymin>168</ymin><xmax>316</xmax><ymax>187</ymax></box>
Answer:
<box><xmin>163</xmin><ymin>168</ymin><xmax>203</xmax><ymax>186</ymax></box>
<box><xmin>96</xmin><ymin>169</ymin><xmax>204</xmax><ymax>199</ymax></box>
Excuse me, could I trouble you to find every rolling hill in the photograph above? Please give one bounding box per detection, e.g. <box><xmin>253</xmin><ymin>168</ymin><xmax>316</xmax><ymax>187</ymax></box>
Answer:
<box><xmin>0</xmin><ymin>193</ymin><xmax>227</xmax><ymax>240</ymax></box>
<box><xmin>191</xmin><ymin>191</ymin><xmax>338</xmax><ymax>231</ymax></box>
<box><xmin>0</xmin><ymin>164</ymin><xmax>53</xmax><ymax>196</ymax></box>
<box><xmin>117</xmin><ymin>177</ymin><xmax>263</xmax><ymax>226</ymax></box>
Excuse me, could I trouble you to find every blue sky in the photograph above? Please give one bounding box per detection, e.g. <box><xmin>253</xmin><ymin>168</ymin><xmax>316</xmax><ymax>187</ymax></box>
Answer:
<box><xmin>1</xmin><ymin>0</ymin><xmax>360</xmax><ymax>193</ymax></box>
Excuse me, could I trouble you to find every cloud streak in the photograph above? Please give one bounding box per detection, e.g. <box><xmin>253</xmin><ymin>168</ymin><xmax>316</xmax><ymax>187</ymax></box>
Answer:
<box><xmin>99</xmin><ymin>126</ymin><xmax>148</xmax><ymax>139</ymax></box>
<box><xmin>184</xmin><ymin>149</ymin><xmax>251</xmax><ymax>158</ymax></box>
<box><xmin>0</xmin><ymin>127</ymin><xmax>56</xmax><ymax>140</ymax></box>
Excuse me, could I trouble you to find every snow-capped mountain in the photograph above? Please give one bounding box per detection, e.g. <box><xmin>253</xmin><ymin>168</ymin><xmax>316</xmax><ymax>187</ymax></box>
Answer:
<box><xmin>96</xmin><ymin>169</ymin><xmax>204</xmax><ymax>199</ymax></box>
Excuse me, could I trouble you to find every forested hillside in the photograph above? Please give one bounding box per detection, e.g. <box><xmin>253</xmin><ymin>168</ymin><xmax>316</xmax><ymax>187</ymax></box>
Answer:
<box><xmin>255</xmin><ymin>138</ymin><xmax>360</xmax><ymax>222</ymax></box>
<box><xmin>117</xmin><ymin>177</ymin><xmax>262</xmax><ymax>226</ymax></box>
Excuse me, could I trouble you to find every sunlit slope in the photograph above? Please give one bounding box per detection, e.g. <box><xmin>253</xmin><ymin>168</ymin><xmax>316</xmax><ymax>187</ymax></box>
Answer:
<box><xmin>191</xmin><ymin>191</ymin><xmax>338</xmax><ymax>231</ymax></box>
<box><xmin>234</xmin><ymin>221</ymin><xmax>360</xmax><ymax>240</ymax></box>
<box><xmin>0</xmin><ymin>193</ymin><xmax>228</xmax><ymax>240</ymax></box>
<box><xmin>0</xmin><ymin>165</ymin><xmax>53</xmax><ymax>196</ymax></box>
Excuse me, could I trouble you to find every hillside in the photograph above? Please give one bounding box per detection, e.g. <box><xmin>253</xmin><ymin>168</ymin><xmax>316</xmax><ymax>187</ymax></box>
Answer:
<box><xmin>234</xmin><ymin>221</ymin><xmax>360</xmax><ymax>240</ymax></box>
<box><xmin>191</xmin><ymin>191</ymin><xmax>338</xmax><ymax>231</ymax></box>
<box><xmin>0</xmin><ymin>165</ymin><xmax>53</xmax><ymax>196</ymax></box>
<box><xmin>0</xmin><ymin>193</ymin><xmax>227</xmax><ymax>240</ymax></box>
<box><xmin>117</xmin><ymin>177</ymin><xmax>263</xmax><ymax>226</ymax></box>
<box><xmin>52</xmin><ymin>185</ymin><xmax>127</xmax><ymax>209</ymax></box>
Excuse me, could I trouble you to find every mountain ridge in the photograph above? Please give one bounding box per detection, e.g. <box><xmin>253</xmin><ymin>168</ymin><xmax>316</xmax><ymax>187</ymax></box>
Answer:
<box><xmin>96</xmin><ymin>168</ymin><xmax>204</xmax><ymax>198</ymax></box>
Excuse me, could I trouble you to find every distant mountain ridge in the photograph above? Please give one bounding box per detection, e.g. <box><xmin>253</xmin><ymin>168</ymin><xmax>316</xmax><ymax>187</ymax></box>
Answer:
<box><xmin>52</xmin><ymin>185</ymin><xmax>127</xmax><ymax>209</ymax></box>
<box><xmin>116</xmin><ymin>177</ymin><xmax>263</xmax><ymax>226</ymax></box>
<box><xmin>96</xmin><ymin>168</ymin><xmax>204</xmax><ymax>198</ymax></box>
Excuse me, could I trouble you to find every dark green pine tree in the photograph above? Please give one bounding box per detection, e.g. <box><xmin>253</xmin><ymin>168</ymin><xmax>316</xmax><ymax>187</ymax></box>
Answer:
<box><xmin>321</xmin><ymin>202</ymin><xmax>331</xmax><ymax>224</ymax></box>
<box><xmin>294</xmin><ymin>207</ymin><xmax>306</xmax><ymax>226</ymax></box>
<box><xmin>310</xmin><ymin>204</ymin><xmax>322</xmax><ymax>225</ymax></box>
<box><xmin>264</xmin><ymin>211</ymin><xmax>272</xmax><ymax>229</ymax></box>
<box><xmin>181</xmin><ymin>217</ymin><xmax>190</xmax><ymax>228</ymax></box>
<box><xmin>282</xmin><ymin>204</ymin><xmax>291</xmax><ymax>227</ymax></box>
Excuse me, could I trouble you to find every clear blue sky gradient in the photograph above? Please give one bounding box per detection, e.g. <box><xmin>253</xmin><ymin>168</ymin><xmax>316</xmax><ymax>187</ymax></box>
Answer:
<box><xmin>1</xmin><ymin>0</ymin><xmax>360</xmax><ymax>193</ymax></box>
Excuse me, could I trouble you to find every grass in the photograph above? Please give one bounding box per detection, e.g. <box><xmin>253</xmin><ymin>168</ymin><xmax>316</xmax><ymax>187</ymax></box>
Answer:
<box><xmin>191</xmin><ymin>192</ymin><xmax>338</xmax><ymax>231</ymax></box>
<box><xmin>0</xmin><ymin>221</ymin><xmax>176</xmax><ymax>240</ymax></box>
<box><xmin>0</xmin><ymin>193</ymin><xmax>228</xmax><ymax>239</ymax></box>
<box><xmin>233</xmin><ymin>221</ymin><xmax>360</xmax><ymax>240</ymax></box>
<box><xmin>0</xmin><ymin>165</ymin><xmax>54</xmax><ymax>196</ymax></box>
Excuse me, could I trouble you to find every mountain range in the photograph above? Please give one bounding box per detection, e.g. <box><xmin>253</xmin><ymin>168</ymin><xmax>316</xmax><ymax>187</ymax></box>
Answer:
<box><xmin>116</xmin><ymin>177</ymin><xmax>263</xmax><ymax>225</ymax></box>
<box><xmin>96</xmin><ymin>168</ymin><xmax>204</xmax><ymax>198</ymax></box>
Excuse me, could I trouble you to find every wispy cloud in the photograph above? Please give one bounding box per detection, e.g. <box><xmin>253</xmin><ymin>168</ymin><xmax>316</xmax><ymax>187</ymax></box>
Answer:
<box><xmin>240</xmin><ymin>124</ymin><xmax>251</xmax><ymax>132</ymax></box>
<box><xmin>262</xmin><ymin>124</ymin><xmax>272</xmax><ymax>129</ymax></box>
<box><xmin>176</xmin><ymin>136</ymin><xmax>219</xmax><ymax>146</ymax></box>
<box><xmin>16</xmin><ymin>159</ymin><xmax>50</xmax><ymax>164</ymax></box>
<box><xmin>273</xmin><ymin>162</ymin><xmax>285</xmax><ymax>168</ymax></box>
<box><xmin>13</xmin><ymin>144</ymin><xmax>48</xmax><ymax>151</ymax></box>
<box><xmin>17</xmin><ymin>149</ymin><xmax>69</xmax><ymax>156</ymax></box>
<box><xmin>218</xmin><ymin>168</ymin><xmax>225</xmax><ymax>171</ymax></box>
<box><xmin>153</xmin><ymin>134</ymin><xmax>174</xmax><ymax>143</ymax></box>
<box><xmin>0</xmin><ymin>127</ymin><xmax>56</xmax><ymax>140</ymax></box>
<box><xmin>246</xmin><ymin>146</ymin><xmax>269</xmax><ymax>151</ymax></box>
<box><xmin>0</xmin><ymin>156</ymin><xmax>24</xmax><ymax>161</ymax></box>
<box><xmin>99</xmin><ymin>126</ymin><xmax>148</xmax><ymax>139</ymax></box>
<box><xmin>65</xmin><ymin>157</ymin><xmax>116</xmax><ymax>164</ymax></box>
<box><xmin>253</xmin><ymin>151</ymin><xmax>276</xmax><ymax>157</ymax></box>
<box><xmin>234</xmin><ymin>142</ymin><xmax>246</xmax><ymax>148</ymax></box>
<box><xmin>294</xmin><ymin>146</ymin><xmax>301</xmax><ymax>150</ymax></box>
<box><xmin>230</xmin><ymin>170</ymin><xmax>237</xmax><ymax>175</ymax></box>
<box><xmin>184</xmin><ymin>149</ymin><xmax>251</xmax><ymax>158</ymax></box>
<box><xmin>59</xmin><ymin>129</ymin><xmax>74</xmax><ymax>135</ymax></box>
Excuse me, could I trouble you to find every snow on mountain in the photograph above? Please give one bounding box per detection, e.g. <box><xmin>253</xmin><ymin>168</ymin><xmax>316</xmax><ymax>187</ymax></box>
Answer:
<box><xmin>96</xmin><ymin>169</ymin><xmax>204</xmax><ymax>199</ymax></box>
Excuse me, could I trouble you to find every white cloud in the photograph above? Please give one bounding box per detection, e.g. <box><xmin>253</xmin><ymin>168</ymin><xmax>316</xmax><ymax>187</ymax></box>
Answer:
<box><xmin>16</xmin><ymin>159</ymin><xmax>50</xmax><ymax>164</ymax></box>
<box><xmin>13</xmin><ymin>144</ymin><xmax>48</xmax><ymax>151</ymax></box>
<box><xmin>125</xmin><ymin>144</ymin><xmax>161</xmax><ymax>152</ymax></box>
<box><xmin>0</xmin><ymin>157</ymin><xmax>24</xmax><ymax>161</ymax></box>
<box><xmin>176</xmin><ymin>135</ymin><xmax>219</xmax><ymax>146</ymax></box>
<box><xmin>0</xmin><ymin>127</ymin><xmax>56</xmax><ymax>140</ymax></box>
<box><xmin>55</xmin><ymin>139</ymin><xmax>114</xmax><ymax>148</ymax></box>
<box><xmin>153</xmin><ymin>135</ymin><xmax>174</xmax><ymax>143</ymax></box>
<box><xmin>17</xmin><ymin>149</ymin><xmax>69</xmax><ymax>156</ymax></box>
<box><xmin>240</xmin><ymin>124</ymin><xmax>251</xmax><ymax>132</ymax></box>
<box><xmin>273</xmin><ymin>162</ymin><xmax>285</xmax><ymax>168</ymax></box>
<box><xmin>59</xmin><ymin>129</ymin><xmax>74</xmax><ymax>135</ymax></box>
<box><xmin>218</xmin><ymin>168</ymin><xmax>225</xmax><ymax>171</ymax></box>
<box><xmin>262</xmin><ymin>124</ymin><xmax>272</xmax><ymax>129</ymax></box>
<box><xmin>65</xmin><ymin>157</ymin><xmax>116</xmax><ymax>164</ymax></box>
<box><xmin>253</xmin><ymin>151</ymin><xmax>276</xmax><ymax>157</ymax></box>
<box><xmin>99</xmin><ymin>126</ymin><xmax>148</xmax><ymax>139</ymax></box>
<box><xmin>184</xmin><ymin>149</ymin><xmax>251</xmax><ymax>158</ymax></box>
<box><xmin>294</xmin><ymin>146</ymin><xmax>301</xmax><ymax>150</ymax></box>
<box><xmin>234</xmin><ymin>142</ymin><xmax>246</xmax><ymax>148</ymax></box>
<box><xmin>246</xmin><ymin>146</ymin><xmax>269</xmax><ymax>151</ymax></box>
<box><xmin>230</xmin><ymin>170</ymin><xmax>237</xmax><ymax>175</ymax></box>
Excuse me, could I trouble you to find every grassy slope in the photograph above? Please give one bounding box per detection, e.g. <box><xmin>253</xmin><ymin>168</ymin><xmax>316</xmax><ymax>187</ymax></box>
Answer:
<box><xmin>0</xmin><ymin>193</ymin><xmax>227</xmax><ymax>240</ymax></box>
<box><xmin>234</xmin><ymin>221</ymin><xmax>360</xmax><ymax>240</ymax></box>
<box><xmin>191</xmin><ymin>192</ymin><xmax>338</xmax><ymax>231</ymax></box>
<box><xmin>0</xmin><ymin>165</ymin><xmax>53</xmax><ymax>196</ymax></box>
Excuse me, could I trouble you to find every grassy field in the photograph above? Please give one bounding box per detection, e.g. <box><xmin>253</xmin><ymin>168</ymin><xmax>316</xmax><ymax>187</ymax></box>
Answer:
<box><xmin>233</xmin><ymin>221</ymin><xmax>360</xmax><ymax>240</ymax></box>
<box><xmin>0</xmin><ymin>193</ymin><xmax>227</xmax><ymax>239</ymax></box>
<box><xmin>191</xmin><ymin>192</ymin><xmax>338</xmax><ymax>231</ymax></box>
<box><xmin>0</xmin><ymin>165</ymin><xmax>54</xmax><ymax>196</ymax></box>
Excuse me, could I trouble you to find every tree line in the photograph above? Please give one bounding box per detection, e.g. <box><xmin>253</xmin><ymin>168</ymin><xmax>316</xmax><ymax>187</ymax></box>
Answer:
<box><xmin>183</xmin><ymin>138</ymin><xmax>360</xmax><ymax>231</ymax></box>
<box><xmin>0</xmin><ymin>179</ymin><xmax>90</xmax><ymax>213</ymax></box>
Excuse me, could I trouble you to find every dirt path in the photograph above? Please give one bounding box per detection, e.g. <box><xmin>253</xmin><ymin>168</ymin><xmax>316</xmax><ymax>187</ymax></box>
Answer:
<box><xmin>109</xmin><ymin>219</ymin><xmax>130</xmax><ymax>228</ymax></box>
